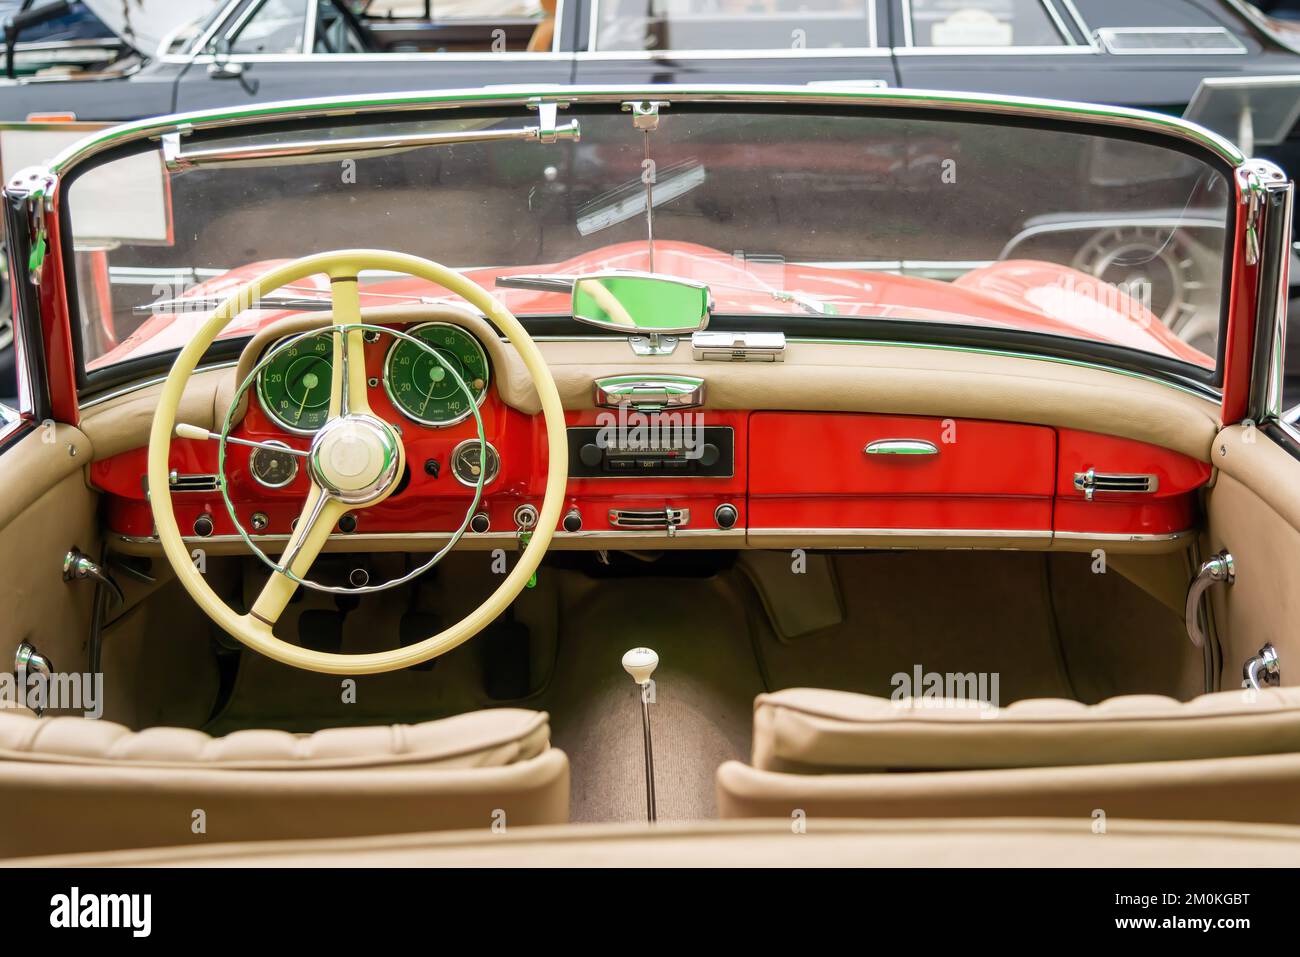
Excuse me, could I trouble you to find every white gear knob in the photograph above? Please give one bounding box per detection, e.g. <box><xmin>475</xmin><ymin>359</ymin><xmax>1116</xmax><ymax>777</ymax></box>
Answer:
<box><xmin>622</xmin><ymin>647</ymin><xmax>659</xmax><ymax>685</ymax></box>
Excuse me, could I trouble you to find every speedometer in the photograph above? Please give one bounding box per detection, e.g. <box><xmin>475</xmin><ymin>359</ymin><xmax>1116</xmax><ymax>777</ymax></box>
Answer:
<box><xmin>255</xmin><ymin>332</ymin><xmax>335</xmax><ymax>434</ymax></box>
<box><xmin>383</xmin><ymin>322</ymin><xmax>490</xmax><ymax>427</ymax></box>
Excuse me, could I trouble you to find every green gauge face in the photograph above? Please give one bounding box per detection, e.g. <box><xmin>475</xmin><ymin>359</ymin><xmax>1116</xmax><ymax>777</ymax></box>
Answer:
<box><xmin>256</xmin><ymin>332</ymin><xmax>335</xmax><ymax>434</ymax></box>
<box><xmin>384</xmin><ymin>323</ymin><xmax>490</xmax><ymax>427</ymax></box>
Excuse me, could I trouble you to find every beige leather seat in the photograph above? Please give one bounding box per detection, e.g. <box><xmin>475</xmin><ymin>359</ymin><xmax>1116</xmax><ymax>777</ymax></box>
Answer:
<box><xmin>717</xmin><ymin>687</ymin><xmax>1300</xmax><ymax>825</ymax></box>
<box><xmin>0</xmin><ymin>707</ymin><xmax>568</xmax><ymax>859</ymax></box>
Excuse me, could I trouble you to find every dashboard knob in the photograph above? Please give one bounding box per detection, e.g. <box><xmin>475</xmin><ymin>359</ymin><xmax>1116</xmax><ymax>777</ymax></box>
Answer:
<box><xmin>469</xmin><ymin>512</ymin><xmax>490</xmax><ymax>534</ymax></box>
<box><xmin>579</xmin><ymin>443</ymin><xmax>604</xmax><ymax>467</ymax></box>
<box><xmin>338</xmin><ymin>514</ymin><xmax>358</xmax><ymax>534</ymax></box>
<box><xmin>700</xmin><ymin>443</ymin><xmax>720</xmax><ymax>467</ymax></box>
<box><xmin>193</xmin><ymin>513</ymin><xmax>214</xmax><ymax>537</ymax></box>
<box><xmin>563</xmin><ymin>509</ymin><xmax>582</xmax><ymax>533</ymax></box>
<box><xmin>714</xmin><ymin>503</ymin><xmax>738</xmax><ymax>530</ymax></box>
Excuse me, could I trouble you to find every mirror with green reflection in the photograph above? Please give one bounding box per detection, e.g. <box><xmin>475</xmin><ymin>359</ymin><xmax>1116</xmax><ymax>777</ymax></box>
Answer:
<box><xmin>571</xmin><ymin>273</ymin><xmax>710</xmax><ymax>335</ymax></box>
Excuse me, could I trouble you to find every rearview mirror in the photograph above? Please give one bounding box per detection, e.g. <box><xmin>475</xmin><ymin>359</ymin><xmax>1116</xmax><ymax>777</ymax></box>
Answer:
<box><xmin>571</xmin><ymin>273</ymin><xmax>710</xmax><ymax>337</ymax></box>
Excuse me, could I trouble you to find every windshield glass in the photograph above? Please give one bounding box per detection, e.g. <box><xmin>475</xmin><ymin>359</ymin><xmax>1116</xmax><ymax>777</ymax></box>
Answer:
<box><xmin>64</xmin><ymin>105</ymin><xmax>1232</xmax><ymax>377</ymax></box>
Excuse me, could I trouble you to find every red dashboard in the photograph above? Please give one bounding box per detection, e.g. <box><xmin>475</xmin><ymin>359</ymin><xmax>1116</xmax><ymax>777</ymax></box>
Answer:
<box><xmin>91</xmin><ymin>390</ymin><xmax>1211</xmax><ymax>546</ymax></box>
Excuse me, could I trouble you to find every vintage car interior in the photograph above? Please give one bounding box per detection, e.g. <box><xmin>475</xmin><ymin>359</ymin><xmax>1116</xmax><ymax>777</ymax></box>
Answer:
<box><xmin>0</xmin><ymin>85</ymin><xmax>1296</xmax><ymax>864</ymax></box>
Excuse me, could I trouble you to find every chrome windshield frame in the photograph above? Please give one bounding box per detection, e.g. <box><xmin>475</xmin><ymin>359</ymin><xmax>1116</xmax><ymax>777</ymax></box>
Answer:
<box><xmin>42</xmin><ymin>84</ymin><xmax>1247</xmax><ymax>181</ymax></box>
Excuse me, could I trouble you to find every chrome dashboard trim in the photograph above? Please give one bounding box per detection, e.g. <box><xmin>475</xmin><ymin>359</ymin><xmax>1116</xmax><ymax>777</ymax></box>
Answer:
<box><xmin>749</xmin><ymin>528</ymin><xmax>1052</xmax><ymax>539</ymax></box>
<box><xmin>114</xmin><ymin>527</ymin><xmax>750</xmax><ymax>548</ymax></box>
<box><xmin>1053</xmin><ymin>530</ymin><xmax>1194</xmax><ymax>544</ymax></box>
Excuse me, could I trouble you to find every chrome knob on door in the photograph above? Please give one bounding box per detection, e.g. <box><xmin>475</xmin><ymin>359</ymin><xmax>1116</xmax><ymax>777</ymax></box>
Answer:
<box><xmin>863</xmin><ymin>439</ymin><xmax>939</xmax><ymax>456</ymax></box>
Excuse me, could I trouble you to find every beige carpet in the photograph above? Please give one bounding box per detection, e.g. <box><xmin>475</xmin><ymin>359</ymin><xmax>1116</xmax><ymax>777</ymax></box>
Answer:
<box><xmin>537</xmin><ymin>571</ymin><xmax>765</xmax><ymax>823</ymax></box>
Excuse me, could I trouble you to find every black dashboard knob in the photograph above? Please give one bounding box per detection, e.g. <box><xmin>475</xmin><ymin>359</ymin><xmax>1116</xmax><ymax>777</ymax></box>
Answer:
<box><xmin>338</xmin><ymin>514</ymin><xmax>358</xmax><ymax>534</ymax></box>
<box><xmin>193</xmin><ymin>513</ymin><xmax>214</xmax><ymax>537</ymax></box>
<box><xmin>469</xmin><ymin>512</ymin><xmax>490</xmax><ymax>534</ymax></box>
<box><xmin>700</xmin><ymin>443</ymin><xmax>720</xmax><ymax>467</ymax></box>
<box><xmin>579</xmin><ymin>443</ymin><xmax>604</xmax><ymax>467</ymax></box>
<box><xmin>714</xmin><ymin>503</ymin><xmax>738</xmax><ymax>530</ymax></box>
<box><xmin>563</xmin><ymin>509</ymin><xmax>582</xmax><ymax>533</ymax></box>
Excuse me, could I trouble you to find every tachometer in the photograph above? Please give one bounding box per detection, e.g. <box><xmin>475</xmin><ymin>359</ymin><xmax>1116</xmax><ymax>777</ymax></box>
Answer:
<box><xmin>255</xmin><ymin>331</ymin><xmax>335</xmax><ymax>434</ymax></box>
<box><xmin>383</xmin><ymin>322</ymin><xmax>489</xmax><ymax>427</ymax></box>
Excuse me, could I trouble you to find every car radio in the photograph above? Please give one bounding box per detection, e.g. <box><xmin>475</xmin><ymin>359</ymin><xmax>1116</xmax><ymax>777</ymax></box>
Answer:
<box><xmin>566</xmin><ymin>426</ymin><xmax>735</xmax><ymax>478</ymax></box>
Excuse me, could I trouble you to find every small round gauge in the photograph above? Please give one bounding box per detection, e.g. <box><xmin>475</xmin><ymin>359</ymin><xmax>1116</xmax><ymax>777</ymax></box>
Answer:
<box><xmin>450</xmin><ymin>438</ymin><xmax>500</xmax><ymax>488</ymax></box>
<box><xmin>383</xmin><ymin>322</ymin><xmax>489</xmax><ymax>427</ymax></box>
<box><xmin>248</xmin><ymin>441</ymin><xmax>300</xmax><ymax>489</ymax></box>
<box><xmin>256</xmin><ymin>332</ymin><xmax>334</xmax><ymax>434</ymax></box>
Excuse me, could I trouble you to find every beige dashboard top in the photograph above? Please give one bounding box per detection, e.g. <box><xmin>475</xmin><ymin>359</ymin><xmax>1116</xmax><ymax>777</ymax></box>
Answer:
<box><xmin>77</xmin><ymin>305</ymin><xmax>1223</xmax><ymax>465</ymax></box>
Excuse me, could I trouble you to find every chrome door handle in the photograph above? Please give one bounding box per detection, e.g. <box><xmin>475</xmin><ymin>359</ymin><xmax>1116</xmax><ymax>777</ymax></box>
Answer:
<box><xmin>1185</xmin><ymin>551</ymin><xmax>1234</xmax><ymax>649</ymax></box>
<box><xmin>863</xmin><ymin>439</ymin><xmax>939</xmax><ymax>456</ymax></box>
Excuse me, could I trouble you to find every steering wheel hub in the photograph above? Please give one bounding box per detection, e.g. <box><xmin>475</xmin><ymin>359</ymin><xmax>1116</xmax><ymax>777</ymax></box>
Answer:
<box><xmin>309</xmin><ymin>414</ymin><xmax>402</xmax><ymax>504</ymax></box>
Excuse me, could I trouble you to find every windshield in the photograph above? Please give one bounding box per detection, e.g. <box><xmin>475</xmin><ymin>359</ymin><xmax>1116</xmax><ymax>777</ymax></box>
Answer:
<box><xmin>63</xmin><ymin>104</ymin><xmax>1232</xmax><ymax>378</ymax></box>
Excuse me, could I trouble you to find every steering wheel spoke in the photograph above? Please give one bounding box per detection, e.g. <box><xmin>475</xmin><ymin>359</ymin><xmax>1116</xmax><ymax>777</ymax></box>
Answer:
<box><xmin>328</xmin><ymin>277</ymin><xmax>372</xmax><ymax>418</ymax></box>
<box><xmin>249</xmin><ymin>485</ymin><xmax>348</xmax><ymax>626</ymax></box>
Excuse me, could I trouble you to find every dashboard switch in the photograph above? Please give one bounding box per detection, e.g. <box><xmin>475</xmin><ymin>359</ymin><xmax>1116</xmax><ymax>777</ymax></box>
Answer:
<box><xmin>469</xmin><ymin>512</ymin><xmax>490</xmax><ymax>534</ymax></box>
<box><xmin>193</xmin><ymin>513</ymin><xmax>214</xmax><ymax>537</ymax></box>
<box><xmin>714</xmin><ymin>503</ymin><xmax>738</xmax><ymax>530</ymax></box>
<box><xmin>563</xmin><ymin>509</ymin><xmax>583</xmax><ymax>533</ymax></box>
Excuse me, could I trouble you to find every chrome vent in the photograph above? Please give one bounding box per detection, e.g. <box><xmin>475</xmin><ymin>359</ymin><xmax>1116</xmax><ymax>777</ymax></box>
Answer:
<box><xmin>1073</xmin><ymin>469</ymin><xmax>1158</xmax><ymax>501</ymax></box>
<box><xmin>608</xmin><ymin>507</ymin><xmax>691</xmax><ymax>535</ymax></box>
<box><xmin>142</xmin><ymin>471</ymin><xmax>221</xmax><ymax>493</ymax></box>
<box><xmin>1096</xmin><ymin>27</ymin><xmax>1245</xmax><ymax>55</ymax></box>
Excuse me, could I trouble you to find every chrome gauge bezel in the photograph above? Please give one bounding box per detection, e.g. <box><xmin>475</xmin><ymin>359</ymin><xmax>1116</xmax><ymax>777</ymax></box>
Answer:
<box><xmin>450</xmin><ymin>438</ymin><xmax>501</xmax><ymax>488</ymax></box>
<box><xmin>248</xmin><ymin>439</ymin><xmax>301</xmax><ymax>489</ymax></box>
<box><xmin>381</xmin><ymin>321</ymin><xmax>490</xmax><ymax>428</ymax></box>
<box><xmin>255</xmin><ymin>332</ymin><xmax>334</xmax><ymax>436</ymax></box>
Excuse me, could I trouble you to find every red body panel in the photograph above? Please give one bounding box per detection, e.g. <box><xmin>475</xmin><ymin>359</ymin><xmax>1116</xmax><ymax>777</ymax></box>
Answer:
<box><xmin>91</xmin><ymin>242</ymin><xmax>1210</xmax><ymax>371</ymax></box>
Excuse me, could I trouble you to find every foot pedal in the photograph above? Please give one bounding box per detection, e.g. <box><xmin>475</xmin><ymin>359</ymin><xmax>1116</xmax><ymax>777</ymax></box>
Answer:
<box><xmin>400</xmin><ymin>612</ymin><xmax>442</xmax><ymax>672</ymax></box>
<box><xmin>479</xmin><ymin>617</ymin><xmax>531</xmax><ymax>700</ymax></box>
<box><xmin>298</xmin><ymin>609</ymin><xmax>345</xmax><ymax>654</ymax></box>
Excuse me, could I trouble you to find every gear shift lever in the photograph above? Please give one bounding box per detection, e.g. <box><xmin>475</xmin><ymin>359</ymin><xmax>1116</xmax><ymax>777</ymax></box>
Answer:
<box><xmin>622</xmin><ymin>647</ymin><xmax>659</xmax><ymax>823</ymax></box>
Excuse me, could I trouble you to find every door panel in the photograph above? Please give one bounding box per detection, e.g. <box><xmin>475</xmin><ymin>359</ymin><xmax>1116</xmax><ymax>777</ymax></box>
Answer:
<box><xmin>1205</xmin><ymin>425</ymin><xmax>1300</xmax><ymax>686</ymax></box>
<box><xmin>0</xmin><ymin>424</ymin><xmax>100</xmax><ymax>703</ymax></box>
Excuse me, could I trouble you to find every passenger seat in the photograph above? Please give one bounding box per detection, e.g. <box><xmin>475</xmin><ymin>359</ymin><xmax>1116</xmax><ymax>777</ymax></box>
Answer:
<box><xmin>717</xmin><ymin>688</ymin><xmax>1300</xmax><ymax>825</ymax></box>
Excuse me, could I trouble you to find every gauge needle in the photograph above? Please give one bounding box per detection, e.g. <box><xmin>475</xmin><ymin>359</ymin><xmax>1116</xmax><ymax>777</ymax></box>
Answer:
<box><xmin>295</xmin><ymin>370</ymin><xmax>319</xmax><ymax>421</ymax></box>
<box><xmin>419</xmin><ymin>364</ymin><xmax>444</xmax><ymax>416</ymax></box>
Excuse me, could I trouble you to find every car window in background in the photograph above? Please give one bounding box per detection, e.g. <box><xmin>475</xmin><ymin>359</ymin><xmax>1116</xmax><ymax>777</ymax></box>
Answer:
<box><xmin>365</xmin><ymin>0</ymin><xmax>544</xmax><ymax>15</ymax></box>
<box><xmin>313</xmin><ymin>0</ymin><xmax>367</xmax><ymax>51</ymax></box>
<box><xmin>354</xmin><ymin>0</ymin><xmax>550</xmax><ymax>54</ymax></box>
<box><xmin>591</xmin><ymin>0</ymin><xmax>877</xmax><ymax>52</ymax></box>
<box><xmin>906</xmin><ymin>0</ymin><xmax>1067</xmax><ymax>47</ymax></box>
<box><xmin>227</xmin><ymin>0</ymin><xmax>309</xmax><ymax>54</ymax></box>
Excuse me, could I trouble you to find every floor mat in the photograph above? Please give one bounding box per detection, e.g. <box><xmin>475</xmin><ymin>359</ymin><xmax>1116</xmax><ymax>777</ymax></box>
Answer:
<box><xmin>743</xmin><ymin>551</ymin><xmax>1077</xmax><ymax>704</ymax></box>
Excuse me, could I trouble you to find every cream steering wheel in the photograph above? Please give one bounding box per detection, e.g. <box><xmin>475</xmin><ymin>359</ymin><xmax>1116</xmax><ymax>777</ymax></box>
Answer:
<box><xmin>147</xmin><ymin>250</ymin><xmax>568</xmax><ymax>674</ymax></box>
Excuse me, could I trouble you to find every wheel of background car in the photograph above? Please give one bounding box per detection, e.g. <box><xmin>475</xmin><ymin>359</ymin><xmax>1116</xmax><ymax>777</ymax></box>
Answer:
<box><xmin>147</xmin><ymin>250</ymin><xmax>568</xmax><ymax>675</ymax></box>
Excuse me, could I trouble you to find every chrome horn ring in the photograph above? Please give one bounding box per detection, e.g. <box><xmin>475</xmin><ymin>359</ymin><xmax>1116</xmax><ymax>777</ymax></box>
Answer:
<box><xmin>217</xmin><ymin>321</ymin><xmax>487</xmax><ymax>595</ymax></box>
